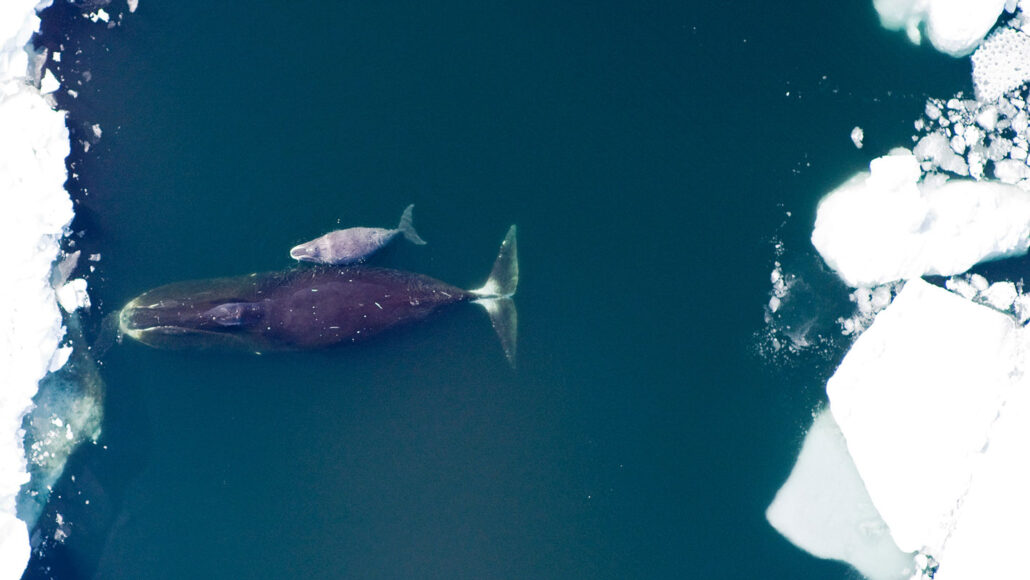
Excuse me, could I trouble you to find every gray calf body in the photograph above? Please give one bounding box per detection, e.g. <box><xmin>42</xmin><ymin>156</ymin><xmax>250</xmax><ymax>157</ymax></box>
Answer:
<box><xmin>290</xmin><ymin>204</ymin><xmax>426</xmax><ymax>265</ymax></box>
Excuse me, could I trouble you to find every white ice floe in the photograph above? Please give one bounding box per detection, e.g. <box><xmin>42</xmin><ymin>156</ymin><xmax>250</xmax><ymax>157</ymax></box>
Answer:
<box><xmin>766</xmin><ymin>409</ymin><xmax>914</xmax><ymax>580</ymax></box>
<box><xmin>872</xmin><ymin>0</ymin><xmax>1009</xmax><ymax>56</ymax></box>
<box><xmin>824</xmin><ymin>278</ymin><xmax>1030</xmax><ymax>577</ymax></box>
<box><xmin>811</xmin><ymin>150</ymin><xmax>1030</xmax><ymax>287</ymax></box>
<box><xmin>826</xmin><ymin>279</ymin><xmax>1018</xmax><ymax>555</ymax></box>
<box><xmin>0</xmin><ymin>0</ymin><xmax>75</xmax><ymax>577</ymax></box>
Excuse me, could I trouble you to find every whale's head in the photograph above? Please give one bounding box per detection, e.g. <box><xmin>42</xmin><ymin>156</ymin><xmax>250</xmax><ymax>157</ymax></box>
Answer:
<box><xmin>289</xmin><ymin>239</ymin><xmax>324</xmax><ymax>262</ymax></box>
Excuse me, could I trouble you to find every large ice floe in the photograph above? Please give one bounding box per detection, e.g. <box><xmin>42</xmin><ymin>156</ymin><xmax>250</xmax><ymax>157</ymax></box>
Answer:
<box><xmin>769</xmin><ymin>1</ymin><xmax>1030</xmax><ymax>579</ymax></box>
<box><xmin>0</xmin><ymin>1</ymin><xmax>104</xmax><ymax>578</ymax></box>
<box><xmin>872</xmin><ymin>0</ymin><xmax>1010</xmax><ymax>57</ymax></box>
<box><xmin>811</xmin><ymin>150</ymin><xmax>1030</xmax><ymax>288</ymax></box>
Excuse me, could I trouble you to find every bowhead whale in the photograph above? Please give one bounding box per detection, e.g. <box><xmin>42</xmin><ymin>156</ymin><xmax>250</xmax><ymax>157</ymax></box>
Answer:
<box><xmin>289</xmin><ymin>203</ymin><xmax>426</xmax><ymax>265</ymax></box>
<box><xmin>118</xmin><ymin>226</ymin><xmax>518</xmax><ymax>366</ymax></box>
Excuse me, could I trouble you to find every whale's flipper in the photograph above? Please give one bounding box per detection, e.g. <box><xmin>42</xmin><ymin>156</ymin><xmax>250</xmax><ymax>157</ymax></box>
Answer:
<box><xmin>397</xmin><ymin>204</ymin><xmax>427</xmax><ymax>246</ymax></box>
<box><xmin>472</xmin><ymin>225</ymin><xmax>518</xmax><ymax>368</ymax></box>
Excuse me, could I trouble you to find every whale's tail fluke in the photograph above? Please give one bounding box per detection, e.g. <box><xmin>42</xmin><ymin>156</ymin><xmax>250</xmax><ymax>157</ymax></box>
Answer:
<box><xmin>397</xmin><ymin>204</ymin><xmax>427</xmax><ymax>246</ymax></box>
<box><xmin>471</xmin><ymin>225</ymin><xmax>518</xmax><ymax>368</ymax></box>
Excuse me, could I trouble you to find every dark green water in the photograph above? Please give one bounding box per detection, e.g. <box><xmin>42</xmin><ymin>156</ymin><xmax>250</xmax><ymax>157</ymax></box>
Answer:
<box><xmin>28</xmin><ymin>1</ymin><xmax>971</xmax><ymax>578</ymax></box>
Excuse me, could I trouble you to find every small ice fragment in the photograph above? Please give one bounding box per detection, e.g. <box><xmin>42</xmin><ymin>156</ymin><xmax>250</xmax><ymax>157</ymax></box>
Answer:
<box><xmin>946</xmin><ymin>277</ymin><xmax>978</xmax><ymax>300</ymax></box>
<box><xmin>995</xmin><ymin>159</ymin><xmax>1030</xmax><ymax>184</ymax></box>
<box><xmin>851</xmin><ymin>126</ymin><xmax>864</xmax><ymax>149</ymax></box>
<box><xmin>976</xmin><ymin>107</ymin><xmax>998</xmax><ymax>131</ymax></box>
<box><xmin>950</xmin><ymin>133</ymin><xmax>966</xmax><ymax>154</ymax></box>
<box><xmin>841</xmin><ymin>318</ymin><xmax>856</xmax><ymax>335</ymax></box>
<box><xmin>88</xmin><ymin>253</ymin><xmax>100</xmax><ymax>262</ymax></box>
<box><xmin>913</xmin><ymin>132</ymin><xmax>968</xmax><ymax>175</ymax></box>
<box><xmin>982</xmin><ymin>281</ymin><xmax>1017</xmax><ymax>310</ymax></box>
<box><xmin>91</xmin><ymin>124</ymin><xmax>101</xmax><ymax>140</ymax></box>
<box><xmin>970</xmin><ymin>274</ymin><xmax>989</xmax><ymax>292</ymax></box>
<box><xmin>1014</xmin><ymin>294</ymin><xmax>1030</xmax><ymax>323</ymax></box>
<box><xmin>52</xmin><ymin>51</ymin><xmax>61</xmax><ymax>62</ymax></box>
<box><xmin>47</xmin><ymin>347</ymin><xmax>72</xmax><ymax>374</ymax></box>
<box><xmin>870</xmin><ymin>285</ymin><xmax>892</xmax><ymax>310</ymax></box>
<box><xmin>53</xmin><ymin>251</ymin><xmax>80</xmax><ymax>287</ymax></box>
<box><xmin>926</xmin><ymin>101</ymin><xmax>942</xmax><ymax>120</ymax></box>
<box><xmin>128</xmin><ymin>0</ymin><xmax>139</xmax><ymax>13</ymax></box>
<box><xmin>40</xmin><ymin>70</ymin><xmax>60</xmax><ymax>94</ymax></box>
<box><xmin>56</xmin><ymin>279</ymin><xmax>90</xmax><ymax>313</ymax></box>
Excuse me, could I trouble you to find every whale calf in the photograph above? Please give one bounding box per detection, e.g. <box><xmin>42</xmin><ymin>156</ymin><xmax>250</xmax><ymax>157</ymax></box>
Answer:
<box><xmin>290</xmin><ymin>203</ymin><xmax>427</xmax><ymax>265</ymax></box>
<box><xmin>120</xmin><ymin>226</ymin><xmax>518</xmax><ymax>366</ymax></box>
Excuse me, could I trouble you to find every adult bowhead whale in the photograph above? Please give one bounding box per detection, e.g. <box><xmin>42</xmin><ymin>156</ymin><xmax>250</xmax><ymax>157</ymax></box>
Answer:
<box><xmin>118</xmin><ymin>226</ymin><xmax>519</xmax><ymax>366</ymax></box>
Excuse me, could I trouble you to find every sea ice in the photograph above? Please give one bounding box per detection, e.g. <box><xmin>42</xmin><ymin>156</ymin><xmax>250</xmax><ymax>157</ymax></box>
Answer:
<box><xmin>56</xmin><ymin>278</ymin><xmax>91</xmax><ymax>312</ymax></box>
<box><xmin>873</xmin><ymin>0</ymin><xmax>1009</xmax><ymax>56</ymax></box>
<box><xmin>971</xmin><ymin>25</ymin><xmax>1030</xmax><ymax>102</ymax></box>
<box><xmin>811</xmin><ymin>150</ymin><xmax>1030</xmax><ymax>287</ymax></box>
<box><xmin>776</xmin><ymin>1</ymin><xmax>1030</xmax><ymax>578</ymax></box>
<box><xmin>0</xmin><ymin>0</ymin><xmax>76</xmax><ymax>576</ymax></box>
<box><xmin>930</xmin><ymin>372</ymin><xmax>1030</xmax><ymax>579</ymax></box>
<box><xmin>826</xmin><ymin>279</ymin><xmax>1022</xmax><ymax>556</ymax></box>
<box><xmin>766</xmin><ymin>409</ymin><xmax>914</xmax><ymax>580</ymax></box>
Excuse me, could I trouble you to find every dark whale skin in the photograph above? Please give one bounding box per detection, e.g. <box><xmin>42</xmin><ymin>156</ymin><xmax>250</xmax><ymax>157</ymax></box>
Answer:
<box><xmin>119</xmin><ymin>266</ymin><xmax>472</xmax><ymax>353</ymax></box>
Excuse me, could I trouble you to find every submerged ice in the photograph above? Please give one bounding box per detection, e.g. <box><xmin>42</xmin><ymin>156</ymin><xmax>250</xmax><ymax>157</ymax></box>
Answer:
<box><xmin>766</xmin><ymin>409</ymin><xmax>913</xmax><ymax>580</ymax></box>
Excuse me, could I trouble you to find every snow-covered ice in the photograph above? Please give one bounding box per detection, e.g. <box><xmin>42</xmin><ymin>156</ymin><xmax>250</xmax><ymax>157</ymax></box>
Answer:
<box><xmin>827</xmin><ymin>279</ymin><xmax>1023</xmax><ymax>556</ymax></box>
<box><xmin>811</xmin><ymin>150</ymin><xmax>1030</xmax><ymax>287</ymax></box>
<box><xmin>773</xmin><ymin>278</ymin><xmax>1030</xmax><ymax>577</ymax></box>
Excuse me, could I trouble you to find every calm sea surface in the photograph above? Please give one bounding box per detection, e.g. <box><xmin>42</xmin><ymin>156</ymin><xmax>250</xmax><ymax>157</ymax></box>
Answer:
<box><xmin>27</xmin><ymin>2</ymin><xmax>971</xmax><ymax>578</ymax></box>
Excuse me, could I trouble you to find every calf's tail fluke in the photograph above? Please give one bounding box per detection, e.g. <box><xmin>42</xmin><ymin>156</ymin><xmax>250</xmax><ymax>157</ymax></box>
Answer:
<box><xmin>471</xmin><ymin>225</ymin><xmax>519</xmax><ymax>368</ymax></box>
<box><xmin>398</xmin><ymin>204</ymin><xmax>427</xmax><ymax>245</ymax></box>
